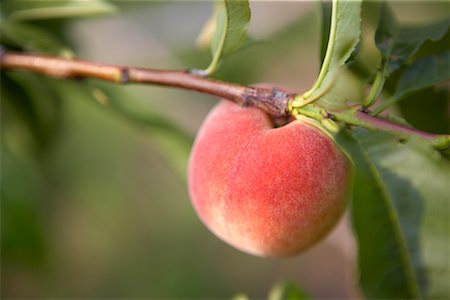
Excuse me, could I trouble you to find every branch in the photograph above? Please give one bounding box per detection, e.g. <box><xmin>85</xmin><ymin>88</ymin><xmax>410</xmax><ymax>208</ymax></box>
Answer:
<box><xmin>332</xmin><ymin>110</ymin><xmax>450</xmax><ymax>149</ymax></box>
<box><xmin>0</xmin><ymin>51</ymin><xmax>293</xmax><ymax>118</ymax></box>
<box><xmin>1</xmin><ymin>51</ymin><xmax>448</xmax><ymax>149</ymax></box>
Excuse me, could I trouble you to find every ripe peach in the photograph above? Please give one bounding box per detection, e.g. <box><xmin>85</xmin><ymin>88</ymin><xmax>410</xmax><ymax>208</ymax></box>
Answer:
<box><xmin>188</xmin><ymin>100</ymin><xmax>351</xmax><ymax>257</ymax></box>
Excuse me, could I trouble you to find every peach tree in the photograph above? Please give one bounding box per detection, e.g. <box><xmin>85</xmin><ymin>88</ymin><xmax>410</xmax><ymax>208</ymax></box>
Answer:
<box><xmin>1</xmin><ymin>0</ymin><xmax>449</xmax><ymax>299</ymax></box>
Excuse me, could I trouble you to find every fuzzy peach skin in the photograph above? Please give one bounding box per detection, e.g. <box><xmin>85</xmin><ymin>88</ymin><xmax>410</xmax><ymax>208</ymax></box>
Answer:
<box><xmin>188</xmin><ymin>100</ymin><xmax>352</xmax><ymax>257</ymax></box>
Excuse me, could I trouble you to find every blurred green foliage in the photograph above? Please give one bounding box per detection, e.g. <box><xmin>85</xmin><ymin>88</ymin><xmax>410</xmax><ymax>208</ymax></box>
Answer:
<box><xmin>1</xmin><ymin>1</ymin><xmax>449</xmax><ymax>299</ymax></box>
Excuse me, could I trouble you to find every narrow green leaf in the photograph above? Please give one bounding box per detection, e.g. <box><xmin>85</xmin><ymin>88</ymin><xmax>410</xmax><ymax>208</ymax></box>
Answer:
<box><xmin>374</xmin><ymin>3</ymin><xmax>399</xmax><ymax>64</ymax></box>
<box><xmin>311</xmin><ymin>68</ymin><xmax>365</xmax><ymax>110</ymax></box>
<box><xmin>413</xmin><ymin>29</ymin><xmax>450</xmax><ymax>60</ymax></box>
<box><xmin>366</xmin><ymin>3</ymin><xmax>449</xmax><ymax>105</ymax></box>
<box><xmin>395</xmin><ymin>51</ymin><xmax>450</xmax><ymax>100</ymax></box>
<box><xmin>200</xmin><ymin>0</ymin><xmax>250</xmax><ymax>75</ymax></box>
<box><xmin>373</xmin><ymin>52</ymin><xmax>450</xmax><ymax>115</ymax></box>
<box><xmin>302</xmin><ymin>0</ymin><xmax>362</xmax><ymax>109</ymax></box>
<box><xmin>375</xmin><ymin>5</ymin><xmax>449</xmax><ymax>77</ymax></box>
<box><xmin>211</xmin><ymin>1</ymin><xmax>250</xmax><ymax>58</ymax></box>
<box><xmin>336</xmin><ymin>129</ymin><xmax>450</xmax><ymax>299</ymax></box>
<box><xmin>388</xmin><ymin>18</ymin><xmax>450</xmax><ymax>74</ymax></box>
<box><xmin>2</xmin><ymin>0</ymin><xmax>116</xmax><ymax>21</ymax></box>
<box><xmin>364</xmin><ymin>3</ymin><xmax>398</xmax><ymax>105</ymax></box>
<box><xmin>319</xmin><ymin>1</ymin><xmax>332</xmax><ymax>67</ymax></box>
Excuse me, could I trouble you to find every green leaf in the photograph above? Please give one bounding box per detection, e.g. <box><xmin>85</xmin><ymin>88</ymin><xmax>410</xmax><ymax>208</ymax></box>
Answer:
<box><xmin>373</xmin><ymin>52</ymin><xmax>450</xmax><ymax>115</ymax></box>
<box><xmin>336</xmin><ymin>129</ymin><xmax>450</xmax><ymax>299</ymax></box>
<box><xmin>365</xmin><ymin>3</ymin><xmax>449</xmax><ymax>105</ymax></box>
<box><xmin>268</xmin><ymin>282</ymin><xmax>309</xmax><ymax>300</ymax></box>
<box><xmin>413</xmin><ymin>29</ymin><xmax>450</xmax><ymax>60</ymax></box>
<box><xmin>312</xmin><ymin>68</ymin><xmax>365</xmax><ymax>110</ymax></box>
<box><xmin>375</xmin><ymin>5</ymin><xmax>449</xmax><ymax>76</ymax></box>
<box><xmin>394</xmin><ymin>52</ymin><xmax>450</xmax><ymax>100</ymax></box>
<box><xmin>2</xmin><ymin>0</ymin><xmax>116</xmax><ymax>21</ymax></box>
<box><xmin>319</xmin><ymin>1</ymin><xmax>332</xmax><ymax>67</ymax></box>
<box><xmin>199</xmin><ymin>0</ymin><xmax>250</xmax><ymax>75</ymax></box>
<box><xmin>363</xmin><ymin>3</ymin><xmax>398</xmax><ymax>105</ymax></box>
<box><xmin>374</xmin><ymin>3</ymin><xmax>399</xmax><ymax>68</ymax></box>
<box><xmin>301</xmin><ymin>0</ymin><xmax>362</xmax><ymax>109</ymax></box>
<box><xmin>387</xmin><ymin>18</ymin><xmax>450</xmax><ymax>74</ymax></box>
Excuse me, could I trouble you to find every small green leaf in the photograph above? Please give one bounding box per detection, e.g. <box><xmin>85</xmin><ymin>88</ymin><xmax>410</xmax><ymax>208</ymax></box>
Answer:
<box><xmin>268</xmin><ymin>281</ymin><xmax>309</xmax><ymax>300</ymax></box>
<box><xmin>363</xmin><ymin>3</ymin><xmax>398</xmax><ymax>105</ymax></box>
<box><xmin>211</xmin><ymin>1</ymin><xmax>250</xmax><ymax>58</ymax></box>
<box><xmin>387</xmin><ymin>18</ymin><xmax>450</xmax><ymax>74</ymax></box>
<box><xmin>374</xmin><ymin>3</ymin><xmax>399</xmax><ymax>66</ymax></box>
<box><xmin>373</xmin><ymin>52</ymin><xmax>450</xmax><ymax>115</ymax></box>
<box><xmin>319</xmin><ymin>1</ymin><xmax>332</xmax><ymax>67</ymax></box>
<box><xmin>312</xmin><ymin>68</ymin><xmax>365</xmax><ymax>110</ymax></box>
<box><xmin>199</xmin><ymin>0</ymin><xmax>250</xmax><ymax>75</ymax></box>
<box><xmin>301</xmin><ymin>0</ymin><xmax>362</xmax><ymax>109</ymax></box>
<box><xmin>375</xmin><ymin>5</ymin><xmax>449</xmax><ymax>76</ymax></box>
<box><xmin>2</xmin><ymin>0</ymin><xmax>117</xmax><ymax>21</ymax></box>
<box><xmin>365</xmin><ymin>3</ymin><xmax>449</xmax><ymax>105</ymax></box>
<box><xmin>336</xmin><ymin>129</ymin><xmax>450</xmax><ymax>299</ymax></box>
<box><xmin>395</xmin><ymin>51</ymin><xmax>450</xmax><ymax>99</ymax></box>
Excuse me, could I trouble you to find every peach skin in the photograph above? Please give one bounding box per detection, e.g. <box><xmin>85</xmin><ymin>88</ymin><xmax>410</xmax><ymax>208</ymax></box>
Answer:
<box><xmin>188</xmin><ymin>99</ymin><xmax>351</xmax><ymax>257</ymax></box>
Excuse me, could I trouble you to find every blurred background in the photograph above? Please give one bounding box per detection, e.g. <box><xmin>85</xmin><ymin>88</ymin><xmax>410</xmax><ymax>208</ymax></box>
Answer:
<box><xmin>1</xmin><ymin>1</ymin><xmax>448</xmax><ymax>298</ymax></box>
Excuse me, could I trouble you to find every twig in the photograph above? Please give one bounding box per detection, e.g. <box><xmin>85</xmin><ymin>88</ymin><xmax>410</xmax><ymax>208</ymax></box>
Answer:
<box><xmin>332</xmin><ymin>110</ymin><xmax>449</xmax><ymax>149</ymax></box>
<box><xmin>1</xmin><ymin>51</ymin><xmax>448</xmax><ymax>148</ymax></box>
<box><xmin>0</xmin><ymin>51</ymin><xmax>293</xmax><ymax>118</ymax></box>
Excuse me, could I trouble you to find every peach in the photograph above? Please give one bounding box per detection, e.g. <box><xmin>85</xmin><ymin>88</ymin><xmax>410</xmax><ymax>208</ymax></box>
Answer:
<box><xmin>188</xmin><ymin>100</ymin><xmax>351</xmax><ymax>257</ymax></box>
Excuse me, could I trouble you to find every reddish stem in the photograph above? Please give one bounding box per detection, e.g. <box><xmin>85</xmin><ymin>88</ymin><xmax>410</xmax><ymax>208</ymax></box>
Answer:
<box><xmin>354</xmin><ymin>111</ymin><xmax>438</xmax><ymax>140</ymax></box>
